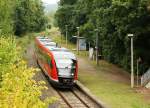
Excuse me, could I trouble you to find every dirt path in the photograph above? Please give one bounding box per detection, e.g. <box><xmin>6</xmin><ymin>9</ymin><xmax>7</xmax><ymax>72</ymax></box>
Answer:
<box><xmin>78</xmin><ymin>56</ymin><xmax>130</xmax><ymax>84</ymax></box>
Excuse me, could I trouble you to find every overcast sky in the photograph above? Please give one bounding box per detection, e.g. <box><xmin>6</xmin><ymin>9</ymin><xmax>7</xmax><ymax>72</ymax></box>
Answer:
<box><xmin>42</xmin><ymin>0</ymin><xmax>59</xmax><ymax>4</ymax></box>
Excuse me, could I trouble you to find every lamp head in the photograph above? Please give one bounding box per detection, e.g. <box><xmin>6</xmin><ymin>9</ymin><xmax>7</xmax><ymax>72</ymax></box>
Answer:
<box><xmin>127</xmin><ymin>34</ymin><xmax>134</xmax><ymax>38</ymax></box>
<box><xmin>94</xmin><ymin>29</ymin><xmax>98</xmax><ymax>31</ymax></box>
<box><xmin>76</xmin><ymin>27</ymin><xmax>79</xmax><ymax>29</ymax></box>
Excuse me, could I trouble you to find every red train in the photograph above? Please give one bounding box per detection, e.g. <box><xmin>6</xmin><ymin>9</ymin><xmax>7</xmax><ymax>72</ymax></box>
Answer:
<box><xmin>34</xmin><ymin>37</ymin><xmax>78</xmax><ymax>88</ymax></box>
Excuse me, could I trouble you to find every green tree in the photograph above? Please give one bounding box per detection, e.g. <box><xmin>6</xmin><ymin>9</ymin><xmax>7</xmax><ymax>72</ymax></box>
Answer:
<box><xmin>14</xmin><ymin>0</ymin><xmax>47</xmax><ymax>35</ymax></box>
<box><xmin>0</xmin><ymin>0</ymin><xmax>16</xmax><ymax>35</ymax></box>
<box><xmin>59</xmin><ymin>0</ymin><xmax>77</xmax><ymax>6</ymax></box>
<box><xmin>55</xmin><ymin>0</ymin><xmax>150</xmax><ymax>74</ymax></box>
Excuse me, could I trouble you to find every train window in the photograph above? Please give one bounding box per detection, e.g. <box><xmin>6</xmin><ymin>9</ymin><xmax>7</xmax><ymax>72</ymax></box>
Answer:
<box><xmin>48</xmin><ymin>59</ymin><xmax>53</xmax><ymax>68</ymax></box>
<box><xmin>47</xmin><ymin>56</ymin><xmax>53</xmax><ymax>68</ymax></box>
<box><xmin>55</xmin><ymin>59</ymin><xmax>75</xmax><ymax>69</ymax></box>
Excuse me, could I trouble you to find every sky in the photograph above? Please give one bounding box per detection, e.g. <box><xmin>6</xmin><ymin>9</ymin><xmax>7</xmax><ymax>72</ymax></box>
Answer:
<box><xmin>42</xmin><ymin>0</ymin><xmax>59</xmax><ymax>4</ymax></box>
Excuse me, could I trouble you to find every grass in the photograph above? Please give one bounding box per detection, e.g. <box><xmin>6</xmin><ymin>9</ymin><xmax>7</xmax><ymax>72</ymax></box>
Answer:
<box><xmin>41</xmin><ymin>28</ymin><xmax>150</xmax><ymax>108</ymax></box>
<box><xmin>16</xmin><ymin>33</ymin><xmax>36</xmax><ymax>52</ymax></box>
<box><xmin>78</xmin><ymin>69</ymin><xmax>150</xmax><ymax>108</ymax></box>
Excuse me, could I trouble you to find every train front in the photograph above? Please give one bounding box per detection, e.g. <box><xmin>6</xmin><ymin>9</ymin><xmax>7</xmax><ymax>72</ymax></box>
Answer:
<box><xmin>53</xmin><ymin>51</ymin><xmax>78</xmax><ymax>87</ymax></box>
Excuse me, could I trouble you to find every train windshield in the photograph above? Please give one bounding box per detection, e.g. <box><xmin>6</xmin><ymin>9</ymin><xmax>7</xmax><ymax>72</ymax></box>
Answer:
<box><xmin>55</xmin><ymin>59</ymin><xmax>75</xmax><ymax>69</ymax></box>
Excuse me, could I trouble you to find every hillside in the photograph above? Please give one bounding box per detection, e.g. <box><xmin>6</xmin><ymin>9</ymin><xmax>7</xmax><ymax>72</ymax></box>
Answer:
<box><xmin>43</xmin><ymin>3</ymin><xmax>58</xmax><ymax>13</ymax></box>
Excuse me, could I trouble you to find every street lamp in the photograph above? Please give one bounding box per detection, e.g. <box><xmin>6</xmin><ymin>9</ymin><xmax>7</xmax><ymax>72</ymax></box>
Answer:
<box><xmin>76</xmin><ymin>27</ymin><xmax>80</xmax><ymax>55</ymax></box>
<box><xmin>128</xmin><ymin>34</ymin><xmax>134</xmax><ymax>88</ymax></box>
<box><xmin>65</xmin><ymin>25</ymin><xmax>68</xmax><ymax>46</ymax></box>
<box><xmin>136</xmin><ymin>57</ymin><xmax>141</xmax><ymax>86</ymax></box>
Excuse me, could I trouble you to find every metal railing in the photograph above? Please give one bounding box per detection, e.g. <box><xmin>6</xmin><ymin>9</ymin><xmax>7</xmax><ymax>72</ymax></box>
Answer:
<box><xmin>141</xmin><ymin>68</ymin><xmax>150</xmax><ymax>86</ymax></box>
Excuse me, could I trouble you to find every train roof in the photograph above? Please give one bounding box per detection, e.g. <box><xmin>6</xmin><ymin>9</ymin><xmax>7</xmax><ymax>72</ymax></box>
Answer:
<box><xmin>39</xmin><ymin>38</ymin><xmax>52</xmax><ymax>42</ymax></box>
<box><xmin>36</xmin><ymin>36</ymin><xmax>49</xmax><ymax>39</ymax></box>
<box><xmin>36</xmin><ymin>36</ymin><xmax>52</xmax><ymax>42</ymax></box>
<box><xmin>36</xmin><ymin>36</ymin><xmax>76</xmax><ymax>60</ymax></box>
<box><xmin>49</xmin><ymin>48</ymin><xmax>76</xmax><ymax>60</ymax></box>
<box><xmin>36</xmin><ymin>36</ymin><xmax>57</xmax><ymax>48</ymax></box>
<box><xmin>53</xmin><ymin>51</ymin><xmax>76</xmax><ymax>60</ymax></box>
<box><xmin>45</xmin><ymin>45</ymin><xmax>57</xmax><ymax>49</ymax></box>
<box><xmin>41</xmin><ymin>41</ymin><xmax>56</xmax><ymax>46</ymax></box>
<box><xmin>47</xmin><ymin>47</ymin><xmax>69</xmax><ymax>51</ymax></box>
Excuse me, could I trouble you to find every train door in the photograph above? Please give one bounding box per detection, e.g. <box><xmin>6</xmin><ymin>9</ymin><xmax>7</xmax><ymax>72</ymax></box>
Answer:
<box><xmin>45</xmin><ymin>54</ymin><xmax>53</xmax><ymax>77</ymax></box>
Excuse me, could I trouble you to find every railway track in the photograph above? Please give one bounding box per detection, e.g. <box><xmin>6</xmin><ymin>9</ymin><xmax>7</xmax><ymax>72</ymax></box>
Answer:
<box><xmin>56</xmin><ymin>87</ymin><xmax>101</xmax><ymax>108</ymax></box>
<box><xmin>38</xmin><ymin>64</ymin><xmax>102</xmax><ymax>108</ymax></box>
<box><xmin>37</xmin><ymin>62</ymin><xmax>102</xmax><ymax>108</ymax></box>
<box><xmin>27</xmin><ymin>43</ymin><xmax>103</xmax><ymax>108</ymax></box>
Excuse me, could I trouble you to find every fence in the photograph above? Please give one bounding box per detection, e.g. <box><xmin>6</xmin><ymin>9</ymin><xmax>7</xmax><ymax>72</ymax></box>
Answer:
<box><xmin>141</xmin><ymin>68</ymin><xmax>150</xmax><ymax>86</ymax></box>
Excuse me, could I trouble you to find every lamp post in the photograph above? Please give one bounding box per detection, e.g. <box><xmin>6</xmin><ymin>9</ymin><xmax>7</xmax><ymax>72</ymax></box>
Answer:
<box><xmin>95</xmin><ymin>29</ymin><xmax>99</xmax><ymax>66</ymax></box>
<box><xmin>136</xmin><ymin>59</ymin><xmax>139</xmax><ymax>86</ymax></box>
<box><xmin>136</xmin><ymin>57</ymin><xmax>141</xmax><ymax>86</ymax></box>
<box><xmin>65</xmin><ymin>25</ymin><xmax>68</xmax><ymax>46</ymax></box>
<box><xmin>128</xmin><ymin>34</ymin><xmax>134</xmax><ymax>88</ymax></box>
<box><xmin>60</xmin><ymin>32</ymin><xmax>63</xmax><ymax>45</ymax></box>
<box><xmin>76</xmin><ymin>27</ymin><xmax>80</xmax><ymax>55</ymax></box>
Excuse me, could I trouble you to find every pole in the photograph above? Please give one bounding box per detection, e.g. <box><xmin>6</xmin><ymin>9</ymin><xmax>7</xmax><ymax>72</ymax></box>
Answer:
<box><xmin>60</xmin><ymin>33</ymin><xmax>62</xmax><ymax>45</ymax></box>
<box><xmin>131</xmin><ymin>36</ymin><xmax>134</xmax><ymax>88</ymax></box>
<box><xmin>77</xmin><ymin>27</ymin><xmax>80</xmax><ymax>55</ymax></box>
<box><xmin>128</xmin><ymin>34</ymin><xmax>134</xmax><ymax>88</ymax></box>
<box><xmin>89</xmin><ymin>42</ymin><xmax>90</xmax><ymax>50</ymax></box>
<box><xmin>88</xmin><ymin>42</ymin><xmax>90</xmax><ymax>58</ymax></box>
<box><xmin>95</xmin><ymin>29</ymin><xmax>99</xmax><ymax>66</ymax></box>
<box><xmin>136</xmin><ymin>59</ymin><xmax>139</xmax><ymax>86</ymax></box>
<box><xmin>65</xmin><ymin>25</ymin><xmax>68</xmax><ymax>46</ymax></box>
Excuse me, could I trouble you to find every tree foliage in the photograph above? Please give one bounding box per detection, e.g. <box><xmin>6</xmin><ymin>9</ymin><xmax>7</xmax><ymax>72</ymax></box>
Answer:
<box><xmin>15</xmin><ymin>0</ymin><xmax>47</xmax><ymax>35</ymax></box>
<box><xmin>0</xmin><ymin>1</ymin><xmax>56</xmax><ymax>107</ymax></box>
<box><xmin>59</xmin><ymin>0</ymin><xmax>77</xmax><ymax>6</ymax></box>
<box><xmin>0</xmin><ymin>0</ymin><xmax>47</xmax><ymax>36</ymax></box>
<box><xmin>55</xmin><ymin>0</ymin><xmax>150</xmax><ymax>74</ymax></box>
<box><xmin>0</xmin><ymin>37</ymin><xmax>56</xmax><ymax>107</ymax></box>
<box><xmin>0</xmin><ymin>0</ymin><xmax>16</xmax><ymax>35</ymax></box>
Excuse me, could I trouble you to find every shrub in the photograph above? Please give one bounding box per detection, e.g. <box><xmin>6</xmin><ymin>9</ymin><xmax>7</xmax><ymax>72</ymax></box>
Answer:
<box><xmin>0</xmin><ymin>37</ymin><xmax>56</xmax><ymax>108</ymax></box>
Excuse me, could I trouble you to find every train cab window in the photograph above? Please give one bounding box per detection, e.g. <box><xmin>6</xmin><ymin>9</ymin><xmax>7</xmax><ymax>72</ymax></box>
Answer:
<box><xmin>55</xmin><ymin>59</ymin><xmax>76</xmax><ymax>77</ymax></box>
<box><xmin>47</xmin><ymin>57</ymin><xmax>53</xmax><ymax>68</ymax></box>
<box><xmin>55</xmin><ymin>59</ymin><xmax>75</xmax><ymax>69</ymax></box>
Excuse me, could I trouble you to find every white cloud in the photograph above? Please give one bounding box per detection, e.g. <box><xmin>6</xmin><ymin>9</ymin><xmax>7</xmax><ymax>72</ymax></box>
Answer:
<box><xmin>42</xmin><ymin>0</ymin><xmax>59</xmax><ymax>4</ymax></box>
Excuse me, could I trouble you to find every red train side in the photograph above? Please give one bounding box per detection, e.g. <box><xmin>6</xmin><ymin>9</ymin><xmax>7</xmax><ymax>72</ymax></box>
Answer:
<box><xmin>34</xmin><ymin>37</ymin><xmax>78</xmax><ymax>87</ymax></box>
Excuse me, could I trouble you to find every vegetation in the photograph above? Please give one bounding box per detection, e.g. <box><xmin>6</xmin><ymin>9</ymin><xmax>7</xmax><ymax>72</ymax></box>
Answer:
<box><xmin>0</xmin><ymin>37</ymin><xmax>57</xmax><ymax>107</ymax></box>
<box><xmin>46</xmin><ymin>11</ymin><xmax>56</xmax><ymax>28</ymax></box>
<box><xmin>0</xmin><ymin>0</ymin><xmax>56</xmax><ymax>107</ymax></box>
<box><xmin>0</xmin><ymin>0</ymin><xmax>15</xmax><ymax>35</ymax></box>
<box><xmin>55</xmin><ymin>0</ymin><xmax>150</xmax><ymax>74</ymax></box>
<box><xmin>0</xmin><ymin>0</ymin><xmax>47</xmax><ymax>36</ymax></box>
<box><xmin>15</xmin><ymin>0</ymin><xmax>47</xmax><ymax>35</ymax></box>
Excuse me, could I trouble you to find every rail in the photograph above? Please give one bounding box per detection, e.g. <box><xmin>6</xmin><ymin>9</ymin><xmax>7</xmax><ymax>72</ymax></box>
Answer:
<box><xmin>56</xmin><ymin>88</ymin><xmax>102</xmax><ymax>108</ymax></box>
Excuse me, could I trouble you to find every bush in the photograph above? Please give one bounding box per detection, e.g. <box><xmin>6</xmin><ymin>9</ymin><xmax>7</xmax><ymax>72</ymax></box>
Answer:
<box><xmin>0</xmin><ymin>37</ymin><xmax>56</xmax><ymax>108</ymax></box>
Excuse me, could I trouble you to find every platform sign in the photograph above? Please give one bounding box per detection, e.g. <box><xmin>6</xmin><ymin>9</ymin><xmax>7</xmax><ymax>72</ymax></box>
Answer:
<box><xmin>79</xmin><ymin>39</ymin><xmax>86</xmax><ymax>50</ymax></box>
